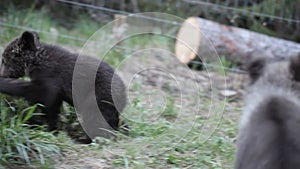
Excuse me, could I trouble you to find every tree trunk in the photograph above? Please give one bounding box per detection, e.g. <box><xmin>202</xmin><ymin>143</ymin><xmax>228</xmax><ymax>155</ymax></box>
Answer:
<box><xmin>175</xmin><ymin>17</ymin><xmax>300</xmax><ymax>67</ymax></box>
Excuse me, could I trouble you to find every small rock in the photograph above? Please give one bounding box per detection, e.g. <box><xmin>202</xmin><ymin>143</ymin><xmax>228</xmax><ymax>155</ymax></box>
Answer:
<box><xmin>219</xmin><ymin>89</ymin><xmax>238</xmax><ymax>97</ymax></box>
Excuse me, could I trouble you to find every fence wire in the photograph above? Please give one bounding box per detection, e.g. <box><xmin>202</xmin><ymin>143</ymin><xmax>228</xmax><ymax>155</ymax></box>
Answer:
<box><xmin>54</xmin><ymin>0</ymin><xmax>300</xmax><ymax>41</ymax></box>
<box><xmin>54</xmin><ymin>0</ymin><xmax>300</xmax><ymax>51</ymax></box>
<box><xmin>56</xmin><ymin>0</ymin><xmax>299</xmax><ymax>24</ymax></box>
<box><xmin>183</xmin><ymin>0</ymin><xmax>300</xmax><ymax>23</ymax></box>
<box><xmin>0</xmin><ymin>0</ymin><xmax>299</xmax><ymax>74</ymax></box>
<box><xmin>0</xmin><ymin>20</ymin><xmax>248</xmax><ymax>74</ymax></box>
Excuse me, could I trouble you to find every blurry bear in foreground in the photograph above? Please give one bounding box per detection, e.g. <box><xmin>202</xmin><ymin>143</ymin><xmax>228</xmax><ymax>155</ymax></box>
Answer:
<box><xmin>235</xmin><ymin>53</ymin><xmax>300</xmax><ymax>169</ymax></box>
<box><xmin>0</xmin><ymin>31</ymin><xmax>127</xmax><ymax>143</ymax></box>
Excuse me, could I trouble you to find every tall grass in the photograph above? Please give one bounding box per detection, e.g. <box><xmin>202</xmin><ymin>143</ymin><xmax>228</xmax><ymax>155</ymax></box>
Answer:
<box><xmin>0</xmin><ymin>96</ymin><xmax>62</xmax><ymax>167</ymax></box>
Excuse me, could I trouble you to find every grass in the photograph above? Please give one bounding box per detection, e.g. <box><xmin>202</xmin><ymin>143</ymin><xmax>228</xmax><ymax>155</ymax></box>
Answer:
<box><xmin>95</xmin><ymin>114</ymin><xmax>237</xmax><ymax>168</ymax></box>
<box><xmin>0</xmin><ymin>95</ymin><xmax>65</xmax><ymax>168</ymax></box>
<box><xmin>90</xmin><ymin>91</ymin><xmax>237</xmax><ymax>168</ymax></box>
<box><xmin>0</xmin><ymin>5</ymin><xmax>240</xmax><ymax>169</ymax></box>
<box><xmin>218</xmin><ymin>55</ymin><xmax>237</xmax><ymax>75</ymax></box>
<box><xmin>207</xmin><ymin>55</ymin><xmax>237</xmax><ymax>76</ymax></box>
<box><xmin>0</xmin><ymin>6</ymin><xmax>100</xmax><ymax>47</ymax></box>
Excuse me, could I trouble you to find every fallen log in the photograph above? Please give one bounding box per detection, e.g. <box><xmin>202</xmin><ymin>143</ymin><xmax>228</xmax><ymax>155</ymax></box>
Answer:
<box><xmin>175</xmin><ymin>17</ymin><xmax>300</xmax><ymax>67</ymax></box>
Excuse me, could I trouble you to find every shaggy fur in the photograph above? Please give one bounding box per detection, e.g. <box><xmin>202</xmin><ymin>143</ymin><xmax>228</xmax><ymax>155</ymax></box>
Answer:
<box><xmin>0</xmin><ymin>31</ymin><xmax>127</xmax><ymax>143</ymax></box>
<box><xmin>235</xmin><ymin>54</ymin><xmax>300</xmax><ymax>169</ymax></box>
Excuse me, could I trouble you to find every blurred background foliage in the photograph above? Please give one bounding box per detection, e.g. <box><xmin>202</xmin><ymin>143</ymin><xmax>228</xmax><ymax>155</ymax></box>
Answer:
<box><xmin>0</xmin><ymin>0</ymin><xmax>299</xmax><ymax>43</ymax></box>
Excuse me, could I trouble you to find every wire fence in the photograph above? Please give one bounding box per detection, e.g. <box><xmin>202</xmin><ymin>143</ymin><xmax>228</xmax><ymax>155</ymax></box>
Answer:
<box><xmin>0</xmin><ymin>0</ymin><xmax>299</xmax><ymax>74</ymax></box>
<box><xmin>54</xmin><ymin>0</ymin><xmax>300</xmax><ymax>46</ymax></box>
<box><xmin>183</xmin><ymin>0</ymin><xmax>300</xmax><ymax>23</ymax></box>
<box><xmin>55</xmin><ymin>0</ymin><xmax>300</xmax><ymax>23</ymax></box>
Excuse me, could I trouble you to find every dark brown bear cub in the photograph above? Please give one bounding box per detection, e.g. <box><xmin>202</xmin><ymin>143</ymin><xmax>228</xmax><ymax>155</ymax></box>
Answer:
<box><xmin>0</xmin><ymin>31</ymin><xmax>127</xmax><ymax>143</ymax></box>
<box><xmin>235</xmin><ymin>54</ymin><xmax>300</xmax><ymax>169</ymax></box>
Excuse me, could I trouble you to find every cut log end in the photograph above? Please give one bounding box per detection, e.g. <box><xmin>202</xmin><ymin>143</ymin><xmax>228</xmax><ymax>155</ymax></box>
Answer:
<box><xmin>175</xmin><ymin>17</ymin><xmax>201</xmax><ymax>64</ymax></box>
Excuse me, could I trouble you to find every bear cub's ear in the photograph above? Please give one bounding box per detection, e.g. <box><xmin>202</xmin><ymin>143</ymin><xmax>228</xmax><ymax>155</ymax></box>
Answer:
<box><xmin>290</xmin><ymin>53</ymin><xmax>300</xmax><ymax>81</ymax></box>
<box><xmin>247</xmin><ymin>56</ymin><xmax>266</xmax><ymax>83</ymax></box>
<box><xmin>18</xmin><ymin>31</ymin><xmax>41</xmax><ymax>50</ymax></box>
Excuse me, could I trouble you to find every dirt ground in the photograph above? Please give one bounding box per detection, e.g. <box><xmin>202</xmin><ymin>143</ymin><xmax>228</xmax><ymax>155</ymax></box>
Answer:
<box><xmin>52</xmin><ymin>48</ymin><xmax>248</xmax><ymax>169</ymax></box>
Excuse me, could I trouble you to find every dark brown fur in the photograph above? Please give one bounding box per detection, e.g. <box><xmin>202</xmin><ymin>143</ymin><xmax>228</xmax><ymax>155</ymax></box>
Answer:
<box><xmin>0</xmin><ymin>31</ymin><xmax>127</xmax><ymax>143</ymax></box>
<box><xmin>235</xmin><ymin>54</ymin><xmax>300</xmax><ymax>169</ymax></box>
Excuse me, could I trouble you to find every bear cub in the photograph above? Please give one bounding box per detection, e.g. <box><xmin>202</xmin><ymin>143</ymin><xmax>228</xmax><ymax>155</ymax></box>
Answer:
<box><xmin>0</xmin><ymin>31</ymin><xmax>127</xmax><ymax>143</ymax></box>
<box><xmin>235</xmin><ymin>54</ymin><xmax>300</xmax><ymax>169</ymax></box>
